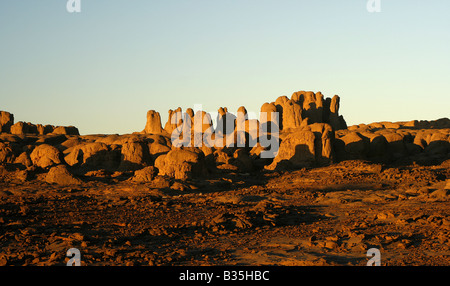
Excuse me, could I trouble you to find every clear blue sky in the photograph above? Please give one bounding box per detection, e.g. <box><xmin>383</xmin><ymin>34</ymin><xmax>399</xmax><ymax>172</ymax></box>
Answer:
<box><xmin>1</xmin><ymin>0</ymin><xmax>449</xmax><ymax>135</ymax></box>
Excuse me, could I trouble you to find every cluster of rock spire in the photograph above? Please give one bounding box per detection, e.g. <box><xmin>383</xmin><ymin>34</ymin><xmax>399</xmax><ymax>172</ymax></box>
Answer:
<box><xmin>142</xmin><ymin>91</ymin><xmax>347</xmax><ymax>141</ymax></box>
<box><xmin>0</xmin><ymin>111</ymin><xmax>79</xmax><ymax>136</ymax></box>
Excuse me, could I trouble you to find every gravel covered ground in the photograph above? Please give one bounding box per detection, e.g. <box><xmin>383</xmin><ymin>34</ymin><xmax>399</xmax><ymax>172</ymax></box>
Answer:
<box><xmin>1</xmin><ymin>159</ymin><xmax>449</xmax><ymax>266</ymax></box>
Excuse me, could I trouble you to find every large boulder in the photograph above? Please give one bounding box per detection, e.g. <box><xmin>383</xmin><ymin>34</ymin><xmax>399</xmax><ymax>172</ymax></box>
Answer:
<box><xmin>266</xmin><ymin>130</ymin><xmax>316</xmax><ymax>170</ymax></box>
<box><xmin>0</xmin><ymin>111</ymin><xmax>14</xmax><ymax>133</ymax></box>
<box><xmin>30</xmin><ymin>144</ymin><xmax>64</xmax><ymax>168</ymax></box>
<box><xmin>413</xmin><ymin>130</ymin><xmax>430</xmax><ymax>150</ymax></box>
<box><xmin>148</xmin><ymin>142</ymin><xmax>171</xmax><ymax>160</ymax></box>
<box><xmin>10</xmin><ymin>122</ymin><xmax>38</xmax><ymax>135</ymax></box>
<box><xmin>366</xmin><ymin>133</ymin><xmax>390</xmax><ymax>162</ymax></box>
<box><xmin>13</xmin><ymin>152</ymin><xmax>33</xmax><ymax>168</ymax></box>
<box><xmin>380</xmin><ymin>132</ymin><xmax>408</xmax><ymax>159</ymax></box>
<box><xmin>155</xmin><ymin>148</ymin><xmax>209</xmax><ymax>180</ymax></box>
<box><xmin>0</xmin><ymin>142</ymin><xmax>14</xmax><ymax>164</ymax></box>
<box><xmin>425</xmin><ymin>131</ymin><xmax>450</xmax><ymax>155</ymax></box>
<box><xmin>119</xmin><ymin>141</ymin><xmax>151</xmax><ymax>171</ymax></box>
<box><xmin>335</xmin><ymin>132</ymin><xmax>368</xmax><ymax>161</ymax></box>
<box><xmin>51</xmin><ymin>126</ymin><xmax>80</xmax><ymax>136</ymax></box>
<box><xmin>131</xmin><ymin>166</ymin><xmax>159</xmax><ymax>182</ymax></box>
<box><xmin>65</xmin><ymin>142</ymin><xmax>120</xmax><ymax>171</ymax></box>
<box><xmin>266</xmin><ymin>123</ymin><xmax>335</xmax><ymax>170</ymax></box>
<box><xmin>45</xmin><ymin>164</ymin><xmax>82</xmax><ymax>185</ymax></box>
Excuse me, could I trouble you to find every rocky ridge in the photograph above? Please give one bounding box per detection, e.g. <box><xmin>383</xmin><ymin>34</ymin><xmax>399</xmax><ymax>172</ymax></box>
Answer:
<box><xmin>1</xmin><ymin>91</ymin><xmax>449</xmax><ymax>185</ymax></box>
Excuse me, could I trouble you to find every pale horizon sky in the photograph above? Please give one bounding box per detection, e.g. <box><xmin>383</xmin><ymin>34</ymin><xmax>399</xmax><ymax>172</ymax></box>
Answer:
<box><xmin>1</xmin><ymin>0</ymin><xmax>449</xmax><ymax>135</ymax></box>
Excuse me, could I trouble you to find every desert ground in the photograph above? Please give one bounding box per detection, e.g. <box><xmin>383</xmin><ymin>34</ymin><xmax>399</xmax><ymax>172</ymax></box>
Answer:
<box><xmin>1</xmin><ymin>92</ymin><xmax>449</xmax><ymax>266</ymax></box>
<box><xmin>0</xmin><ymin>159</ymin><xmax>449</xmax><ymax>266</ymax></box>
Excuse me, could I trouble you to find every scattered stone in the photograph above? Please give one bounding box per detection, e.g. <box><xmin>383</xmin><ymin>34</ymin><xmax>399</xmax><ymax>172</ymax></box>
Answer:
<box><xmin>132</xmin><ymin>166</ymin><xmax>158</xmax><ymax>182</ymax></box>
<box><xmin>45</xmin><ymin>165</ymin><xmax>82</xmax><ymax>185</ymax></box>
<box><xmin>429</xmin><ymin>189</ymin><xmax>449</xmax><ymax>200</ymax></box>
<box><xmin>325</xmin><ymin>241</ymin><xmax>339</xmax><ymax>250</ymax></box>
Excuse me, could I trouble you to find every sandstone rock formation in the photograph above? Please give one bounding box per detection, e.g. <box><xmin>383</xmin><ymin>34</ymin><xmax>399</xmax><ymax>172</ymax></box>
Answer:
<box><xmin>0</xmin><ymin>110</ymin><xmax>79</xmax><ymax>136</ymax></box>
<box><xmin>37</xmin><ymin>124</ymin><xmax>55</xmax><ymax>135</ymax></box>
<box><xmin>148</xmin><ymin>139</ymin><xmax>171</xmax><ymax>161</ymax></box>
<box><xmin>52</xmin><ymin>126</ymin><xmax>79</xmax><ymax>136</ymax></box>
<box><xmin>10</xmin><ymin>122</ymin><xmax>38</xmax><ymax>135</ymax></box>
<box><xmin>270</xmin><ymin>91</ymin><xmax>347</xmax><ymax>131</ymax></box>
<box><xmin>164</xmin><ymin>108</ymin><xmax>183</xmax><ymax>135</ymax></box>
<box><xmin>260</xmin><ymin>102</ymin><xmax>279</xmax><ymax>134</ymax></box>
<box><xmin>9</xmin><ymin>122</ymin><xmax>79</xmax><ymax>136</ymax></box>
<box><xmin>155</xmin><ymin>148</ymin><xmax>209</xmax><ymax>180</ymax></box>
<box><xmin>144</xmin><ymin>110</ymin><xmax>163</xmax><ymax>134</ymax></box>
<box><xmin>275</xmin><ymin>96</ymin><xmax>302</xmax><ymax>131</ymax></box>
<box><xmin>119</xmin><ymin>141</ymin><xmax>151</xmax><ymax>171</ymax></box>
<box><xmin>193</xmin><ymin>110</ymin><xmax>214</xmax><ymax>134</ymax></box>
<box><xmin>30</xmin><ymin>144</ymin><xmax>64</xmax><ymax>169</ymax></box>
<box><xmin>266</xmin><ymin>123</ymin><xmax>335</xmax><ymax>170</ymax></box>
<box><xmin>45</xmin><ymin>164</ymin><xmax>82</xmax><ymax>185</ymax></box>
<box><xmin>14</xmin><ymin>152</ymin><xmax>32</xmax><ymax>168</ymax></box>
<box><xmin>0</xmin><ymin>142</ymin><xmax>14</xmax><ymax>164</ymax></box>
<box><xmin>65</xmin><ymin>142</ymin><xmax>120</xmax><ymax>172</ymax></box>
<box><xmin>327</xmin><ymin>95</ymin><xmax>347</xmax><ymax>131</ymax></box>
<box><xmin>308</xmin><ymin>123</ymin><xmax>335</xmax><ymax>166</ymax></box>
<box><xmin>334</xmin><ymin>132</ymin><xmax>368</xmax><ymax>161</ymax></box>
<box><xmin>0</xmin><ymin>111</ymin><xmax>14</xmax><ymax>133</ymax></box>
<box><xmin>216</xmin><ymin>107</ymin><xmax>236</xmax><ymax>136</ymax></box>
<box><xmin>157</xmin><ymin>90</ymin><xmax>345</xmax><ymax>153</ymax></box>
<box><xmin>242</xmin><ymin>119</ymin><xmax>260</xmax><ymax>148</ymax></box>
<box><xmin>0</xmin><ymin>90</ymin><xmax>448</xmax><ymax>184</ymax></box>
<box><xmin>336</xmin><ymin>118</ymin><xmax>450</xmax><ymax>164</ymax></box>
<box><xmin>192</xmin><ymin>110</ymin><xmax>214</xmax><ymax>147</ymax></box>
<box><xmin>131</xmin><ymin>166</ymin><xmax>159</xmax><ymax>182</ymax></box>
<box><xmin>267</xmin><ymin>129</ymin><xmax>316</xmax><ymax>170</ymax></box>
